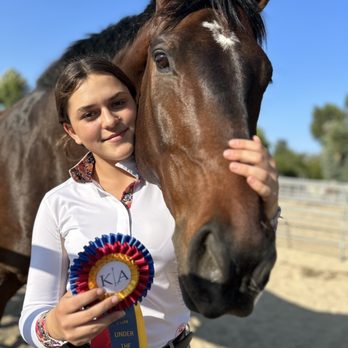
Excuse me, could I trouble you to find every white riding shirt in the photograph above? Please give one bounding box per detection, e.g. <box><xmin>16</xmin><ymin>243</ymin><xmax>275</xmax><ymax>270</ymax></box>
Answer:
<box><xmin>19</xmin><ymin>154</ymin><xmax>190</xmax><ymax>348</ymax></box>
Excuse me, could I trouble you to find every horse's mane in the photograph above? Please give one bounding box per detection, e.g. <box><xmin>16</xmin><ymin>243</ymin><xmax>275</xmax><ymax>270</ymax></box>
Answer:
<box><xmin>36</xmin><ymin>1</ymin><xmax>156</xmax><ymax>90</ymax></box>
<box><xmin>157</xmin><ymin>0</ymin><xmax>266</xmax><ymax>44</ymax></box>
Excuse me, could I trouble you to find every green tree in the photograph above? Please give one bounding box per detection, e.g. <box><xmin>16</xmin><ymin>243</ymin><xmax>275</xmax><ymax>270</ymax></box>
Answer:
<box><xmin>320</xmin><ymin>119</ymin><xmax>348</xmax><ymax>181</ymax></box>
<box><xmin>273</xmin><ymin>140</ymin><xmax>304</xmax><ymax>177</ymax></box>
<box><xmin>272</xmin><ymin>139</ymin><xmax>323</xmax><ymax>179</ymax></box>
<box><xmin>0</xmin><ymin>69</ymin><xmax>28</xmax><ymax>108</ymax></box>
<box><xmin>311</xmin><ymin>104</ymin><xmax>346</xmax><ymax>143</ymax></box>
<box><xmin>311</xmin><ymin>96</ymin><xmax>348</xmax><ymax>181</ymax></box>
<box><xmin>344</xmin><ymin>95</ymin><xmax>348</xmax><ymax>113</ymax></box>
<box><xmin>301</xmin><ymin>154</ymin><xmax>323</xmax><ymax>179</ymax></box>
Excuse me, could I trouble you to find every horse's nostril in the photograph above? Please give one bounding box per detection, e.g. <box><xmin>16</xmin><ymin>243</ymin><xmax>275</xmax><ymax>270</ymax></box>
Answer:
<box><xmin>198</xmin><ymin>233</ymin><xmax>224</xmax><ymax>282</ymax></box>
<box><xmin>245</xmin><ymin>250</ymin><xmax>276</xmax><ymax>294</ymax></box>
<box><xmin>189</xmin><ymin>223</ymin><xmax>232</xmax><ymax>284</ymax></box>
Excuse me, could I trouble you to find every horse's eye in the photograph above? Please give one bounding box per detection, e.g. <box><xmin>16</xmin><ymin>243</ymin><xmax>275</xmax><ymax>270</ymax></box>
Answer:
<box><xmin>153</xmin><ymin>50</ymin><xmax>170</xmax><ymax>72</ymax></box>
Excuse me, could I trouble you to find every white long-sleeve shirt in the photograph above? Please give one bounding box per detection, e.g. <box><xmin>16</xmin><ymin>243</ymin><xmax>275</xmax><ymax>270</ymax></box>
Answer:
<box><xmin>19</xmin><ymin>154</ymin><xmax>190</xmax><ymax>348</ymax></box>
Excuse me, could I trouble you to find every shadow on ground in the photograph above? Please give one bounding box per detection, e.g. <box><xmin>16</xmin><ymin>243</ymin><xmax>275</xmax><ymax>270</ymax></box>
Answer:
<box><xmin>191</xmin><ymin>291</ymin><xmax>348</xmax><ymax>348</ymax></box>
<box><xmin>1</xmin><ymin>289</ymin><xmax>348</xmax><ymax>348</ymax></box>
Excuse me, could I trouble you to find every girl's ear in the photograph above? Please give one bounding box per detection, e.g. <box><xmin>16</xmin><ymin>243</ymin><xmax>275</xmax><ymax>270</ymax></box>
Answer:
<box><xmin>63</xmin><ymin>123</ymin><xmax>82</xmax><ymax>145</ymax></box>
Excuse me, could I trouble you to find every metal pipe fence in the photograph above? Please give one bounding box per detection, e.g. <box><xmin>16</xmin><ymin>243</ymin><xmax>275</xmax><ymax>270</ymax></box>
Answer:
<box><xmin>277</xmin><ymin>176</ymin><xmax>348</xmax><ymax>261</ymax></box>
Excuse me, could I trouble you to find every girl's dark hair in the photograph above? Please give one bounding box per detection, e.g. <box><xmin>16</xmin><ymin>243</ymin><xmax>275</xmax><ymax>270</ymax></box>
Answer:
<box><xmin>55</xmin><ymin>56</ymin><xmax>136</xmax><ymax>124</ymax></box>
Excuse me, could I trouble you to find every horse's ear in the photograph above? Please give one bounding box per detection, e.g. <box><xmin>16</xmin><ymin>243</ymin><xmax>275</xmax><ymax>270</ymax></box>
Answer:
<box><xmin>257</xmin><ymin>0</ymin><xmax>269</xmax><ymax>12</ymax></box>
<box><xmin>155</xmin><ymin>0</ymin><xmax>171</xmax><ymax>11</ymax></box>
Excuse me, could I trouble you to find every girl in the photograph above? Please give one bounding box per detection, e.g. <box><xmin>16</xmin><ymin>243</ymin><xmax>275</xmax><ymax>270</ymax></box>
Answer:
<box><xmin>19</xmin><ymin>57</ymin><xmax>279</xmax><ymax>348</ymax></box>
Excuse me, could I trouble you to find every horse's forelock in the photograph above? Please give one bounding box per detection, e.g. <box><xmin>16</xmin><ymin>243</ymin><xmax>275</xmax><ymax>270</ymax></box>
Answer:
<box><xmin>156</xmin><ymin>0</ymin><xmax>266</xmax><ymax>44</ymax></box>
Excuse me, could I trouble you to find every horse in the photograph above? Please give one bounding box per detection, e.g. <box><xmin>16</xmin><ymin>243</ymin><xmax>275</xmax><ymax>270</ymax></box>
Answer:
<box><xmin>0</xmin><ymin>0</ymin><xmax>275</xmax><ymax>321</ymax></box>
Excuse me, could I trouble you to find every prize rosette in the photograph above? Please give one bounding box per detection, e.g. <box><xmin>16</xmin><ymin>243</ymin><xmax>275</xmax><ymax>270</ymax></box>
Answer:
<box><xmin>69</xmin><ymin>233</ymin><xmax>154</xmax><ymax>311</ymax></box>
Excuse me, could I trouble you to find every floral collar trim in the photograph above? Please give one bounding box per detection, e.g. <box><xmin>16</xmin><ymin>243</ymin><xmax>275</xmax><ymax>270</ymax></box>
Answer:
<box><xmin>69</xmin><ymin>152</ymin><xmax>95</xmax><ymax>183</ymax></box>
<box><xmin>69</xmin><ymin>152</ymin><xmax>139</xmax><ymax>184</ymax></box>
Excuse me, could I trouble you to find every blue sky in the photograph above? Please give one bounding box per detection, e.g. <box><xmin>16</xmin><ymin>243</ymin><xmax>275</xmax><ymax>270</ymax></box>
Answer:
<box><xmin>1</xmin><ymin>1</ymin><xmax>347</xmax><ymax>154</ymax></box>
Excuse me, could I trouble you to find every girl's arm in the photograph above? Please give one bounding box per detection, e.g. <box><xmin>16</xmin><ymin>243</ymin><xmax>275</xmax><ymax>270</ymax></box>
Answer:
<box><xmin>19</xmin><ymin>197</ymin><xmax>124</xmax><ymax>347</ymax></box>
<box><xmin>19</xmin><ymin>197</ymin><xmax>69</xmax><ymax>347</ymax></box>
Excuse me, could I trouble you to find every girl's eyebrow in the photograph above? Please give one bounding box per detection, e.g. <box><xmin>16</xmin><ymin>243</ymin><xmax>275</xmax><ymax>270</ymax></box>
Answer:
<box><xmin>107</xmin><ymin>91</ymin><xmax>129</xmax><ymax>101</ymax></box>
<box><xmin>76</xmin><ymin>91</ymin><xmax>126</xmax><ymax>113</ymax></box>
<box><xmin>77</xmin><ymin>104</ymin><xmax>96</xmax><ymax>113</ymax></box>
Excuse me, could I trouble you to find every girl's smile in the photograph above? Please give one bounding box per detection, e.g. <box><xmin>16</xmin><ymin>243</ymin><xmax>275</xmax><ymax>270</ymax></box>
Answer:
<box><xmin>103</xmin><ymin>127</ymin><xmax>129</xmax><ymax>142</ymax></box>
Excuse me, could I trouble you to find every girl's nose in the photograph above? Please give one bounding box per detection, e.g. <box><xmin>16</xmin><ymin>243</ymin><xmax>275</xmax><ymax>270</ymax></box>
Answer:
<box><xmin>102</xmin><ymin>109</ymin><xmax>120</xmax><ymax>128</ymax></box>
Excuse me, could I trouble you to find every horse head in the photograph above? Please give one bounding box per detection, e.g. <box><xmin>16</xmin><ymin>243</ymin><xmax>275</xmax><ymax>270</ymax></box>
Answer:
<box><xmin>116</xmin><ymin>0</ymin><xmax>276</xmax><ymax>318</ymax></box>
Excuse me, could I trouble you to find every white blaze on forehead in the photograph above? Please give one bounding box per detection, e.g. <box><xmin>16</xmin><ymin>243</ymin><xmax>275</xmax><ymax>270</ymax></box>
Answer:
<box><xmin>202</xmin><ymin>20</ymin><xmax>239</xmax><ymax>50</ymax></box>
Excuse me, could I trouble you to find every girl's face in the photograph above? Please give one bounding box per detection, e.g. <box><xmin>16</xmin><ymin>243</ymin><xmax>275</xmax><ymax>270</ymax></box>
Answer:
<box><xmin>64</xmin><ymin>73</ymin><xmax>137</xmax><ymax>164</ymax></box>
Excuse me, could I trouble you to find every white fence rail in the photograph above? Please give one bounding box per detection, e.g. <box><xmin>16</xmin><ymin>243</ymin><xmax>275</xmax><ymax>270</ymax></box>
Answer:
<box><xmin>277</xmin><ymin>176</ymin><xmax>348</xmax><ymax>261</ymax></box>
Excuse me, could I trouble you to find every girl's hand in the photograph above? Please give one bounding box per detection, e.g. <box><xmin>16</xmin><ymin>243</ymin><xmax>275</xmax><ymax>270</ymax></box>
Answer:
<box><xmin>45</xmin><ymin>289</ymin><xmax>125</xmax><ymax>346</ymax></box>
<box><xmin>223</xmin><ymin>135</ymin><xmax>279</xmax><ymax>220</ymax></box>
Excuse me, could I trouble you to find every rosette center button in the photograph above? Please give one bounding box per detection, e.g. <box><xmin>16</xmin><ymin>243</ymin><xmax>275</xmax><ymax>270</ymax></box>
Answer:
<box><xmin>95</xmin><ymin>261</ymin><xmax>132</xmax><ymax>293</ymax></box>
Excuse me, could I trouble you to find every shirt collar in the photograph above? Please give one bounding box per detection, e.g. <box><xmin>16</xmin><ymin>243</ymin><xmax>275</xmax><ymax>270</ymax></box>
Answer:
<box><xmin>69</xmin><ymin>152</ymin><xmax>139</xmax><ymax>183</ymax></box>
<box><xmin>115</xmin><ymin>156</ymin><xmax>139</xmax><ymax>180</ymax></box>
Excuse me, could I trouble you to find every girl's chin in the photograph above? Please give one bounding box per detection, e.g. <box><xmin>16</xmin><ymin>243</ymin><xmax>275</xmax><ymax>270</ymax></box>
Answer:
<box><xmin>114</xmin><ymin>146</ymin><xmax>134</xmax><ymax>161</ymax></box>
<box><xmin>94</xmin><ymin>143</ymin><xmax>134</xmax><ymax>163</ymax></box>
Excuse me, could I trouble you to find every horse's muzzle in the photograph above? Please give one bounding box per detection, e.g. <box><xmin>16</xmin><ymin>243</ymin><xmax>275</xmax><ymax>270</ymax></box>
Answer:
<box><xmin>177</xmin><ymin>220</ymin><xmax>276</xmax><ymax>318</ymax></box>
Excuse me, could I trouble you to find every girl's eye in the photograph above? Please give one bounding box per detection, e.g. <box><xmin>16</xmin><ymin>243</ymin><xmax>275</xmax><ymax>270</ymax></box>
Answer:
<box><xmin>82</xmin><ymin>110</ymin><xmax>99</xmax><ymax>120</ymax></box>
<box><xmin>110</xmin><ymin>99</ymin><xmax>126</xmax><ymax>109</ymax></box>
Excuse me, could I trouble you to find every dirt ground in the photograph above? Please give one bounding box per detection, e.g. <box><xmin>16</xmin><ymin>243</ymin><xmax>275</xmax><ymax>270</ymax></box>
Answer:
<box><xmin>1</xmin><ymin>245</ymin><xmax>348</xmax><ymax>348</ymax></box>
